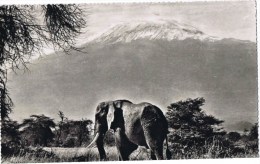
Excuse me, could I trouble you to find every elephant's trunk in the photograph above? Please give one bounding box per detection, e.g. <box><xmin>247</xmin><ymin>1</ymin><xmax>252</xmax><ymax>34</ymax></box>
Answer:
<box><xmin>87</xmin><ymin>120</ymin><xmax>107</xmax><ymax>160</ymax></box>
<box><xmin>96</xmin><ymin>133</ymin><xmax>106</xmax><ymax>160</ymax></box>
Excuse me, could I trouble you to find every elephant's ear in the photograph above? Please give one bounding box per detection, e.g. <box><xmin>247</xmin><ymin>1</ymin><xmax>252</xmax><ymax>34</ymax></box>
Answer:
<box><xmin>96</xmin><ymin>103</ymin><xmax>101</xmax><ymax>112</ymax></box>
<box><xmin>97</xmin><ymin>102</ymin><xmax>109</xmax><ymax>114</ymax></box>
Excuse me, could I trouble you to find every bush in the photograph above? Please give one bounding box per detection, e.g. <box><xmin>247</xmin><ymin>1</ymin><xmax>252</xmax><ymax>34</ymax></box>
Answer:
<box><xmin>166</xmin><ymin>98</ymin><xmax>225</xmax><ymax>152</ymax></box>
<box><xmin>104</xmin><ymin>130</ymin><xmax>115</xmax><ymax>146</ymax></box>
<box><xmin>63</xmin><ymin>137</ymin><xmax>77</xmax><ymax>147</ymax></box>
<box><xmin>227</xmin><ymin>132</ymin><xmax>241</xmax><ymax>142</ymax></box>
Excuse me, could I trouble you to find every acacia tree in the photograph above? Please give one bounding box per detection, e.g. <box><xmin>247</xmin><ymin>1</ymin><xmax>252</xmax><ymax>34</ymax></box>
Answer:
<box><xmin>20</xmin><ymin>115</ymin><xmax>56</xmax><ymax>147</ymax></box>
<box><xmin>249</xmin><ymin>123</ymin><xmax>258</xmax><ymax>140</ymax></box>
<box><xmin>1</xmin><ymin>119</ymin><xmax>21</xmax><ymax>146</ymax></box>
<box><xmin>166</xmin><ymin>98</ymin><xmax>225</xmax><ymax>149</ymax></box>
<box><xmin>55</xmin><ymin>110</ymin><xmax>68</xmax><ymax>145</ymax></box>
<box><xmin>247</xmin><ymin>123</ymin><xmax>258</xmax><ymax>152</ymax></box>
<box><xmin>0</xmin><ymin>4</ymin><xmax>86</xmax><ymax>120</ymax></box>
<box><xmin>0</xmin><ymin>69</ymin><xmax>13</xmax><ymax>120</ymax></box>
<box><xmin>227</xmin><ymin>132</ymin><xmax>241</xmax><ymax>142</ymax></box>
<box><xmin>57</xmin><ymin>119</ymin><xmax>93</xmax><ymax>147</ymax></box>
<box><xmin>1</xmin><ymin>119</ymin><xmax>22</xmax><ymax>156</ymax></box>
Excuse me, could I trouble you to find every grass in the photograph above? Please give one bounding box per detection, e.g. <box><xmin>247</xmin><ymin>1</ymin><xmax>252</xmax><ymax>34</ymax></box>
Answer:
<box><xmin>42</xmin><ymin>146</ymin><xmax>151</xmax><ymax>161</ymax></box>
<box><xmin>1</xmin><ymin>146</ymin><xmax>151</xmax><ymax>163</ymax></box>
<box><xmin>1</xmin><ymin>143</ymin><xmax>258</xmax><ymax>163</ymax></box>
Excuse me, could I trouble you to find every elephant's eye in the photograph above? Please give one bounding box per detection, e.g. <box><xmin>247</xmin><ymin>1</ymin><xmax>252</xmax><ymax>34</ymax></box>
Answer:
<box><xmin>100</xmin><ymin>108</ymin><xmax>107</xmax><ymax>115</ymax></box>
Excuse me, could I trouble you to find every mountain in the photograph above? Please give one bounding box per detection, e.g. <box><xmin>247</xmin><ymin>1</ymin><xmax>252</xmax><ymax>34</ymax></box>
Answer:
<box><xmin>87</xmin><ymin>20</ymin><xmax>220</xmax><ymax>44</ymax></box>
<box><xmin>8</xmin><ymin>20</ymin><xmax>257</xmax><ymax>132</ymax></box>
<box><xmin>225</xmin><ymin>121</ymin><xmax>254</xmax><ymax>132</ymax></box>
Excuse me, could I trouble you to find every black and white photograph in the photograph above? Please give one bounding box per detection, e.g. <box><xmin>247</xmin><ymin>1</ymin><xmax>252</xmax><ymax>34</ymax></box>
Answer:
<box><xmin>0</xmin><ymin>0</ymin><xmax>259</xmax><ymax>163</ymax></box>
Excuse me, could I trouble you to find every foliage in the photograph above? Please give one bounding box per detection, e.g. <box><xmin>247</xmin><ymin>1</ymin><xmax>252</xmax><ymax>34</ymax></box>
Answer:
<box><xmin>0</xmin><ymin>4</ymin><xmax>86</xmax><ymax>69</ymax></box>
<box><xmin>249</xmin><ymin>123</ymin><xmax>258</xmax><ymax>140</ymax></box>
<box><xmin>1</xmin><ymin>119</ymin><xmax>21</xmax><ymax>144</ymax></box>
<box><xmin>55</xmin><ymin>117</ymin><xmax>93</xmax><ymax>147</ymax></box>
<box><xmin>165</xmin><ymin>97</ymin><xmax>258</xmax><ymax>158</ymax></box>
<box><xmin>42</xmin><ymin>5</ymin><xmax>86</xmax><ymax>52</ymax></box>
<box><xmin>227</xmin><ymin>132</ymin><xmax>241</xmax><ymax>142</ymax></box>
<box><xmin>55</xmin><ymin>110</ymin><xmax>68</xmax><ymax>145</ymax></box>
<box><xmin>246</xmin><ymin>123</ymin><xmax>258</xmax><ymax>152</ymax></box>
<box><xmin>20</xmin><ymin>114</ymin><xmax>56</xmax><ymax>147</ymax></box>
<box><xmin>0</xmin><ymin>4</ymin><xmax>86</xmax><ymax>121</ymax></box>
<box><xmin>1</xmin><ymin>119</ymin><xmax>22</xmax><ymax>156</ymax></box>
<box><xmin>166</xmin><ymin>98</ymin><xmax>225</xmax><ymax>148</ymax></box>
<box><xmin>0</xmin><ymin>67</ymin><xmax>13</xmax><ymax>120</ymax></box>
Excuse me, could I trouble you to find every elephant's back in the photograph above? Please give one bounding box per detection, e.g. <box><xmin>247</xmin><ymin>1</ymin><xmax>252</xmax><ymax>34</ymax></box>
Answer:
<box><xmin>134</xmin><ymin>102</ymin><xmax>153</xmax><ymax>111</ymax></box>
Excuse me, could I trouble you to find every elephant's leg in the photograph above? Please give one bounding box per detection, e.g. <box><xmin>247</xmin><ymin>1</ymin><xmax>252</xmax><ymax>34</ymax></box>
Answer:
<box><xmin>141</xmin><ymin>106</ymin><xmax>167</xmax><ymax>160</ymax></box>
<box><xmin>145</xmin><ymin>137</ymin><xmax>164</xmax><ymax>160</ymax></box>
<box><xmin>150</xmin><ymin>151</ymin><xmax>157</xmax><ymax>160</ymax></box>
<box><xmin>142</xmin><ymin>120</ymin><xmax>165</xmax><ymax>160</ymax></box>
<box><xmin>114</xmin><ymin>128</ymin><xmax>138</xmax><ymax>161</ymax></box>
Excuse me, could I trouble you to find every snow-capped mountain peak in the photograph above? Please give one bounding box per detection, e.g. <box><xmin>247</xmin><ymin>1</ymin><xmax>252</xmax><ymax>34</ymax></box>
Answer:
<box><xmin>87</xmin><ymin>20</ymin><xmax>220</xmax><ymax>44</ymax></box>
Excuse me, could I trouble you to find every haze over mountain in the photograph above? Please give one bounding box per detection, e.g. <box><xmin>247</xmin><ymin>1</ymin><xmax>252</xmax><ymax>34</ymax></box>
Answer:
<box><xmin>226</xmin><ymin>121</ymin><xmax>254</xmax><ymax>133</ymax></box>
<box><xmin>8</xmin><ymin>20</ymin><xmax>257</xmax><ymax>131</ymax></box>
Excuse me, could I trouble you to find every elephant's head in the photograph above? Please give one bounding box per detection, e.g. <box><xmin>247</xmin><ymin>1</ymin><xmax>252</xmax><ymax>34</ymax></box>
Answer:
<box><xmin>87</xmin><ymin>100</ymin><xmax>126</xmax><ymax>160</ymax></box>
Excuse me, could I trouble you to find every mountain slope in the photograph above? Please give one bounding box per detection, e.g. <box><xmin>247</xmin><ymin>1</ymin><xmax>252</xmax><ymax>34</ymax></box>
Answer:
<box><xmin>9</xmin><ymin>38</ymin><xmax>257</xmax><ymax>131</ymax></box>
<box><xmin>226</xmin><ymin>121</ymin><xmax>254</xmax><ymax>132</ymax></box>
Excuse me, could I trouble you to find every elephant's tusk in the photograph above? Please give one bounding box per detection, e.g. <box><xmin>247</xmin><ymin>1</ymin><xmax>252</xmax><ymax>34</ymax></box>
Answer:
<box><xmin>87</xmin><ymin>132</ymin><xmax>100</xmax><ymax>148</ymax></box>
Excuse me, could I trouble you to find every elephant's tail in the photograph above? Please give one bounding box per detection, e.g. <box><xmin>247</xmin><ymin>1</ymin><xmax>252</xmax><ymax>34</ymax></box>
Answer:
<box><xmin>165</xmin><ymin>135</ymin><xmax>172</xmax><ymax>160</ymax></box>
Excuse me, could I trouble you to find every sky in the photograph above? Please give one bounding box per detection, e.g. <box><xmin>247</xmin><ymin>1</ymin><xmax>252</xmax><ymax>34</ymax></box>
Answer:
<box><xmin>7</xmin><ymin>1</ymin><xmax>258</xmax><ymax>130</ymax></box>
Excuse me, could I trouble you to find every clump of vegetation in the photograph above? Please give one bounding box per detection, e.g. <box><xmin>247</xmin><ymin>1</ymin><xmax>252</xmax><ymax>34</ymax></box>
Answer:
<box><xmin>1</xmin><ymin>119</ymin><xmax>22</xmax><ymax>157</ymax></box>
<box><xmin>55</xmin><ymin>119</ymin><xmax>93</xmax><ymax>147</ymax></box>
<box><xmin>165</xmin><ymin>97</ymin><xmax>258</xmax><ymax>159</ymax></box>
<box><xmin>20</xmin><ymin>115</ymin><xmax>56</xmax><ymax>147</ymax></box>
<box><xmin>52</xmin><ymin>111</ymin><xmax>93</xmax><ymax>147</ymax></box>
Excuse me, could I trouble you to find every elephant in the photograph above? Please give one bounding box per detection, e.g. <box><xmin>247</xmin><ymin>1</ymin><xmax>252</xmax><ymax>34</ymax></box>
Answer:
<box><xmin>87</xmin><ymin>99</ymin><xmax>172</xmax><ymax>161</ymax></box>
